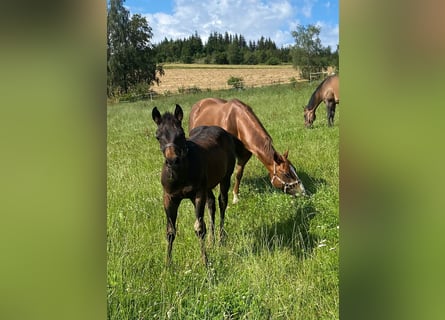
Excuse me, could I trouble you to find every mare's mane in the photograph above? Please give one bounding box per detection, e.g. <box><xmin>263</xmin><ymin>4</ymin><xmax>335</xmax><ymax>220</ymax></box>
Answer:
<box><xmin>231</xmin><ymin>99</ymin><xmax>275</xmax><ymax>158</ymax></box>
<box><xmin>306</xmin><ymin>75</ymin><xmax>334</xmax><ymax>111</ymax></box>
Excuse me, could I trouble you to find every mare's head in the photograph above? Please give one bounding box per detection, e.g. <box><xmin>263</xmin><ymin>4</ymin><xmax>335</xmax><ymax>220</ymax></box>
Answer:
<box><xmin>152</xmin><ymin>104</ymin><xmax>187</xmax><ymax>167</ymax></box>
<box><xmin>270</xmin><ymin>151</ymin><xmax>306</xmax><ymax>196</ymax></box>
<box><xmin>304</xmin><ymin>107</ymin><xmax>315</xmax><ymax>128</ymax></box>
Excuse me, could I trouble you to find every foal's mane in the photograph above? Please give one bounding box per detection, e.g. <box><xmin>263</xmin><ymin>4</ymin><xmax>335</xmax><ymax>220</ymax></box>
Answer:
<box><xmin>158</xmin><ymin>112</ymin><xmax>183</xmax><ymax>131</ymax></box>
<box><xmin>160</xmin><ymin>112</ymin><xmax>177</xmax><ymax>123</ymax></box>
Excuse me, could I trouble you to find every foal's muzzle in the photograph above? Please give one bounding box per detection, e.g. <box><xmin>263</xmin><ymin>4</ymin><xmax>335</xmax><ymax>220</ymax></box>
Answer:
<box><xmin>162</xmin><ymin>143</ymin><xmax>186</xmax><ymax>166</ymax></box>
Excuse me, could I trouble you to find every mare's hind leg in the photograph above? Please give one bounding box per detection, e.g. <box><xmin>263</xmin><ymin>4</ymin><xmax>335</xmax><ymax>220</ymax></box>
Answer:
<box><xmin>233</xmin><ymin>146</ymin><xmax>252</xmax><ymax>204</ymax></box>
<box><xmin>218</xmin><ymin>173</ymin><xmax>232</xmax><ymax>244</ymax></box>
<box><xmin>326</xmin><ymin>100</ymin><xmax>336</xmax><ymax>126</ymax></box>
<box><xmin>206</xmin><ymin>190</ymin><xmax>216</xmax><ymax>244</ymax></box>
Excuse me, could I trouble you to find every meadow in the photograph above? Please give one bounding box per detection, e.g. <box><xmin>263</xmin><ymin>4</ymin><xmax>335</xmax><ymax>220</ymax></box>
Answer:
<box><xmin>107</xmin><ymin>81</ymin><xmax>339</xmax><ymax>319</ymax></box>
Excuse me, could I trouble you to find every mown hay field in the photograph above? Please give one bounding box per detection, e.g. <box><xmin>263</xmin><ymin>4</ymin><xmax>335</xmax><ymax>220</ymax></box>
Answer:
<box><xmin>153</xmin><ymin>64</ymin><xmax>304</xmax><ymax>94</ymax></box>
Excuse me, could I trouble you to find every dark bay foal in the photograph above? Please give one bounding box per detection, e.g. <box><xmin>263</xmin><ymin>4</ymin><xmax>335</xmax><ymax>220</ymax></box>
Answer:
<box><xmin>152</xmin><ymin>104</ymin><xmax>236</xmax><ymax>265</ymax></box>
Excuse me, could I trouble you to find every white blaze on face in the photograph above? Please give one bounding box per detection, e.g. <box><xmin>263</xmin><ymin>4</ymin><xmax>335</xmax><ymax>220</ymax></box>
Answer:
<box><xmin>290</xmin><ymin>165</ymin><xmax>306</xmax><ymax>195</ymax></box>
<box><xmin>299</xmin><ymin>182</ymin><xmax>306</xmax><ymax>195</ymax></box>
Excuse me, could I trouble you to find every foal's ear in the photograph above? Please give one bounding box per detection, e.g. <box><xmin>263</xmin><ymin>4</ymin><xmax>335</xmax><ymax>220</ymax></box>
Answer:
<box><xmin>283</xmin><ymin>150</ymin><xmax>289</xmax><ymax>159</ymax></box>
<box><xmin>152</xmin><ymin>107</ymin><xmax>162</xmax><ymax>125</ymax></box>
<box><xmin>174</xmin><ymin>104</ymin><xmax>183</xmax><ymax>122</ymax></box>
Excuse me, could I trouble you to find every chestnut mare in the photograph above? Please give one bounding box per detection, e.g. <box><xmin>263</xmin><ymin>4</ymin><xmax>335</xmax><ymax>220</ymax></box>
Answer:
<box><xmin>152</xmin><ymin>104</ymin><xmax>236</xmax><ymax>265</ymax></box>
<box><xmin>304</xmin><ymin>74</ymin><xmax>340</xmax><ymax>127</ymax></box>
<box><xmin>189</xmin><ymin>98</ymin><xmax>306</xmax><ymax>204</ymax></box>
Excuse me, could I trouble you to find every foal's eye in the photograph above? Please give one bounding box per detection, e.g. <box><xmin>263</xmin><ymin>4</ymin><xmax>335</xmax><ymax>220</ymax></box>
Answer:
<box><xmin>176</xmin><ymin>133</ymin><xmax>185</xmax><ymax>142</ymax></box>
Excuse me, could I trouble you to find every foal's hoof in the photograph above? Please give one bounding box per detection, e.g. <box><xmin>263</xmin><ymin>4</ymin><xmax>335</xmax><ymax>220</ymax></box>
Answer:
<box><xmin>202</xmin><ymin>253</ymin><xmax>209</xmax><ymax>267</ymax></box>
<box><xmin>232</xmin><ymin>194</ymin><xmax>239</xmax><ymax>204</ymax></box>
<box><xmin>219</xmin><ymin>231</ymin><xmax>228</xmax><ymax>246</ymax></box>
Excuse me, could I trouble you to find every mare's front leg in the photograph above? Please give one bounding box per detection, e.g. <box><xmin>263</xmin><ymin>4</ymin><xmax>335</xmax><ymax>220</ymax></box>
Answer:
<box><xmin>193</xmin><ymin>191</ymin><xmax>208</xmax><ymax>265</ymax></box>
<box><xmin>326</xmin><ymin>100</ymin><xmax>336</xmax><ymax>127</ymax></box>
<box><xmin>164</xmin><ymin>194</ymin><xmax>180</xmax><ymax>266</ymax></box>
<box><xmin>232</xmin><ymin>149</ymin><xmax>252</xmax><ymax>204</ymax></box>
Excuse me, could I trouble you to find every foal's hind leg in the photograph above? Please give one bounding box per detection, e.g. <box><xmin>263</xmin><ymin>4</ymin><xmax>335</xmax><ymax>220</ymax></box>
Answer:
<box><xmin>218</xmin><ymin>174</ymin><xmax>232</xmax><ymax>244</ymax></box>
<box><xmin>193</xmin><ymin>192</ymin><xmax>208</xmax><ymax>265</ymax></box>
<box><xmin>206</xmin><ymin>190</ymin><xmax>216</xmax><ymax>244</ymax></box>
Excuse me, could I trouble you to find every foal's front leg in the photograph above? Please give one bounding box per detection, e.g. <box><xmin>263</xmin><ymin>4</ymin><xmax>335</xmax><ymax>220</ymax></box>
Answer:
<box><xmin>164</xmin><ymin>194</ymin><xmax>180</xmax><ymax>266</ymax></box>
<box><xmin>193</xmin><ymin>192</ymin><xmax>208</xmax><ymax>265</ymax></box>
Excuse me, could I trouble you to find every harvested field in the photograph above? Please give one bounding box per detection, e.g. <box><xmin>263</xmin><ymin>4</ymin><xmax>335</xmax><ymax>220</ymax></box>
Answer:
<box><xmin>152</xmin><ymin>64</ymin><xmax>305</xmax><ymax>94</ymax></box>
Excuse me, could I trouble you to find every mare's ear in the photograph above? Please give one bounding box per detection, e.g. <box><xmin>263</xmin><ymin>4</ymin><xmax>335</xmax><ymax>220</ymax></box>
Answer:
<box><xmin>174</xmin><ymin>104</ymin><xmax>183</xmax><ymax>123</ymax></box>
<box><xmin>152</xmin><ymin>107</ymin><xmax>162</xmax><ymax>125</ymax></box>
<box><xmin>273</xmin><ymin>151</ymin><xmax>284</xmax><ymax>164</ymax></box>
<box><xmin>282</xmin><ymin>150</ymin><xmax>289</xmax><ymax>159</ymax></box>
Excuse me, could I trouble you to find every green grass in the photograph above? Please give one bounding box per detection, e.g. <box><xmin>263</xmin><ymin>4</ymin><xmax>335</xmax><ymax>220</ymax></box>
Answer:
<box><xmin>107</xmin><ymin>83</ymin><xmax>339</xmax><ymax>319</ymax></box>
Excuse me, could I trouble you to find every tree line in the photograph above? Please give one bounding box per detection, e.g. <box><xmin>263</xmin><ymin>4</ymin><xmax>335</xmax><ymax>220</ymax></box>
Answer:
<box><xmin>154</xmin><ymin>28</ymin><xmax>338</xmax><ymax>73</ymax></box>
<box><xmin>107</xmin><ymin>0</ymin><xmax>338</xmax><ymax>98</ymax></box>
<box><xmin>154</xmin><ymin>32</ymin><xmax>293</xmax><ymax>65</ymax></box>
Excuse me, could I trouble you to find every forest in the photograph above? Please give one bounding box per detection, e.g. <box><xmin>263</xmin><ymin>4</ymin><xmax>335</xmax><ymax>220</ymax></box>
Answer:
<box><xmin>154</xmin><ymin>31</ymin><xmax>338</xmax><ymax>67</ymax></box>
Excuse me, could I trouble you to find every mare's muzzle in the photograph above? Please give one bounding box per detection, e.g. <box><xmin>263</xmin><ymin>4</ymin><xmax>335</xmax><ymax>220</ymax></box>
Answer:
<box><xmin>273</xmin><ymin>176</ymin><xmax>306</xmax><ymax>196</ymax></box>
<box><xmin>270</xmin><ymin>163</ymin><xmax>307</xmax><ymax>196</ymax></box>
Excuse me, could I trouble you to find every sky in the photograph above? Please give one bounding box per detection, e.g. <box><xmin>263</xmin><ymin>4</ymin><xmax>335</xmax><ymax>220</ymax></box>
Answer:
<box><xmin>123</xmin><ymin>0</ymin><xmax>339</xmax><ymax>49</ymax></box>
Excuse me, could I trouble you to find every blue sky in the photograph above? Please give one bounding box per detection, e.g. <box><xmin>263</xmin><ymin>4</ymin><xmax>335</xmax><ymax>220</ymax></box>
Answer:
<box><xmin>124</xmin><ymin>0</ymin><xmax>338</xmax><ymax>49</ymax></box>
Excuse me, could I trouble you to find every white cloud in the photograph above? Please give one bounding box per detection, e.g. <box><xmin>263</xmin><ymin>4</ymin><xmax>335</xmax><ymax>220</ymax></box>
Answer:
<box><xmin>315</xmin><ymin>21</ymin><xmax>339</xmax><ymax>49</ymax></box>
<box><xmin>140</xmin><ymin>0</ymin><xmax>337</xmax><ymax>48</ymax></box>
<box><xmin>299</xmin><ymin>0</ymin><xmax>317</xmax><ymax>18</ymax></box>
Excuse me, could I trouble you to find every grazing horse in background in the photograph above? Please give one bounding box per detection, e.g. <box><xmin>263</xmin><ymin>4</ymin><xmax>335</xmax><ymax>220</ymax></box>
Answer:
<box><xmin>304</xmin><ymin>74</ymin><xmax>340</xmax><ymax>127</ymax></box>
<box><xmin>189</xmin><ymin>98</ymin><xmax>306</xmax><ymax>204</ymax></box>
<box><xmin>152</xmin><ymin>104</ymin><xmax>236</xmax><ymax>265</ymax></box>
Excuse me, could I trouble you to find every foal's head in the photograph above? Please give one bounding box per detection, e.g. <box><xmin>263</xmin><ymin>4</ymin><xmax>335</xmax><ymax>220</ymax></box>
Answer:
<box><xmin>304</xmin><ymin>107</ymin><xmax>315</xmax><ymax>127</ymax></box>
<box><xmin>152</xmin><ymin>104</ymin><xmax>187</xmax><ymax>167</ymax></box>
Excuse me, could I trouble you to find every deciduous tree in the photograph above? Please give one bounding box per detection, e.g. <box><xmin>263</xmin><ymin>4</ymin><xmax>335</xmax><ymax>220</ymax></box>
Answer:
<box><xmin>107</xmin><ymin>0</ymin><xmax>163</xmax><ymax>97</ymax></box>
<box><xmin>291</xmin><ymin>24</ymin><xmax>325</xmax><ymax>79</ymax></box>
